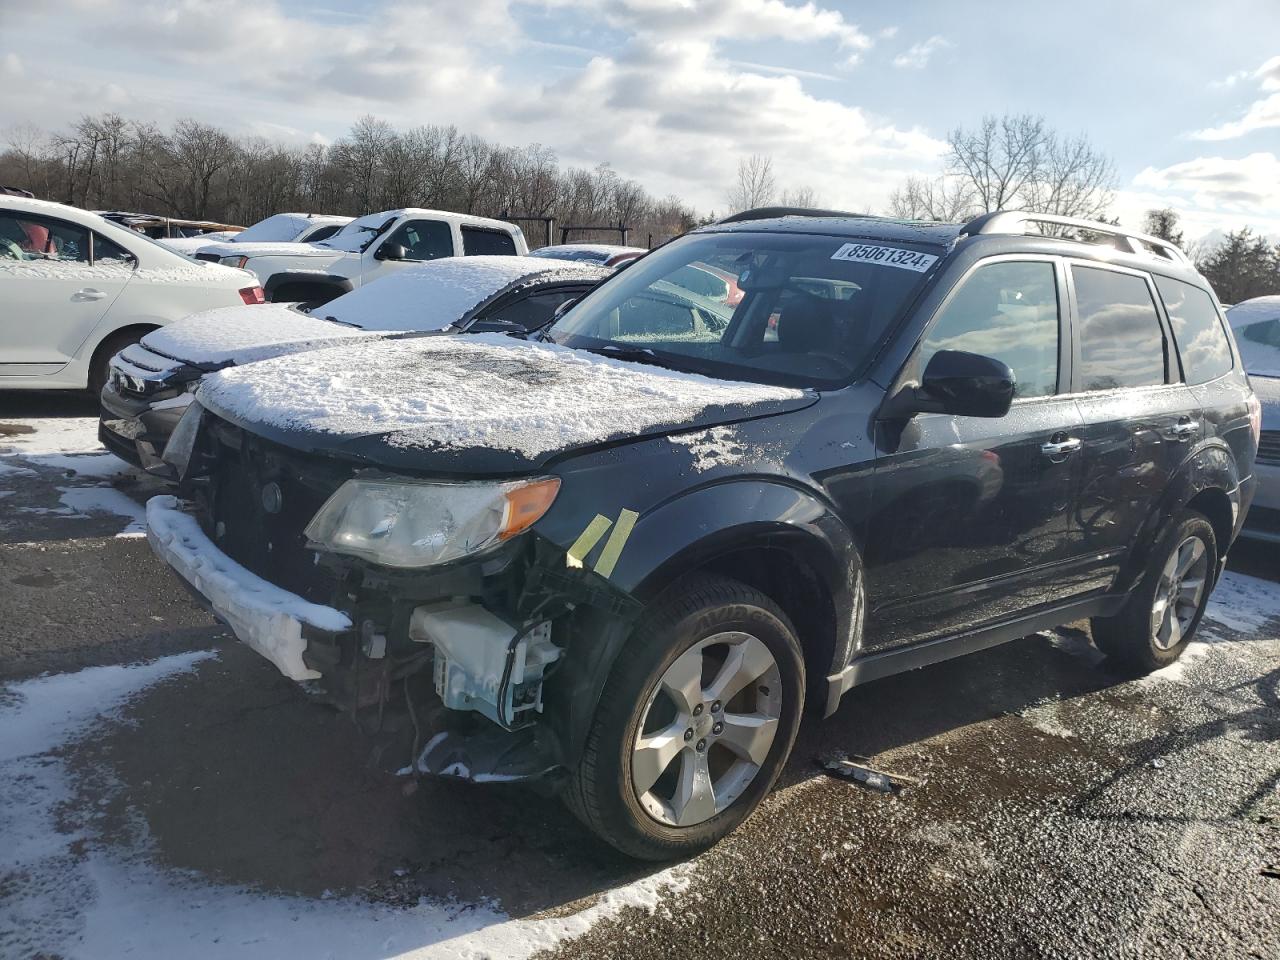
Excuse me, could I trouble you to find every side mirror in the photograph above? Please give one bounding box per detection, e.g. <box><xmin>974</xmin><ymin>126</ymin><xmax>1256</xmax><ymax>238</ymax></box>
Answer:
<box><xmin>919</xmin><ymin>350</ymin><xmax>1015</xmax><ymax>418</ymax></box>
<box><xmin>375</xmin><ymin>242</ymin><xmax>408</xmax><ymax>261</ymax></box>
<box><xmin>884</xmin><ymin>350</ymin><xmax>1015</xmax><ymax>420</ymax></box>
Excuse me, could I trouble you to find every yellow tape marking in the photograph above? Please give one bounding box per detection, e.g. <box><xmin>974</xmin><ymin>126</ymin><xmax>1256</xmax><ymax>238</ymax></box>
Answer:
<box><xmin>566</xmin><ymin>514</ymin><xmax>612</xmax><ymax>569</ymax></box>
<box><xmin>593</xmin><ymin>508</ymin><xmax>638</xmax><ymax>579</ymax></box>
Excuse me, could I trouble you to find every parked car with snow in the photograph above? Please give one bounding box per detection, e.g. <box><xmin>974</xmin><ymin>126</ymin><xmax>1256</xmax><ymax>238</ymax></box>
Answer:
<box><xmin>529</xmin><ymin>243</ymin><xmax>646</xmax><ymax>267</ymax></box>
<box><xmin>1227</xmin><ymin>296</ymin><xmax>1280</xmax><ymax>542</ymax></box>
<box><xmin>99</xmin><ymin>212</ymin><xmax>244</xmax><ymax>240</ymax></box>
<box><xmin>99</xmin><ymin>256</ymin><xmax>607</xmax><ymax>469</ymax></box>
<box><xmin>147</xmin><ymin>208</ymin><xmax>1258</xmax><ymax>859</ymax></box>
<box><xmin>0</xmin><ymin>196</ymin><xmax>263</xmax><ymax>393</ymax></box>
<box><xmin>204</xmin><ymin>208</ymin><xmax>528</xmax><ymax>307</ymax></box>
<box><xmin>161</xmin><ymin>212</ymin><xmax>352</xmax><ymax>257</ymax></box>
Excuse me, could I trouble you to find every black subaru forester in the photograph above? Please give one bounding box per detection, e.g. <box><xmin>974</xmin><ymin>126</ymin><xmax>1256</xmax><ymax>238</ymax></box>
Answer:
<box><xmin>149</xmin><ymin>208</ymin><xmax>1261</xmax><ymax>860</ymax></box>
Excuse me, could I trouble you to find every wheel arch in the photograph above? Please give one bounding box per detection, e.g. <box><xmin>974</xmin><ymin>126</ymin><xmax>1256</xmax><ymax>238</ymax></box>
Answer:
<box><xmin>262</xmin><ymin>272</ymin><xmax>353</xmax><ymax>305</ymax></box>
<box><xmin>85</xmin><ymin>322</ymin><xmax>161</xmax><ymax>389</ymax></box>
<box><xmin>544</xmin><ymin>479</ymin><xmax>860</xmax><ymax>768</ymax></box>
<box><xmin>1119</xmin><ymin>439</ymin><xmax>1241</xmax><ymax>592</ymax></box>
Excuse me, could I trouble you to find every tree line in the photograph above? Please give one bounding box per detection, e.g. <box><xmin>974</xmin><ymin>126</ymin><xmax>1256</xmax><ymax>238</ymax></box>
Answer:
<box><xmin>0</xmin><ymin>113</ymin><xmax>699</xmax><ymax>246</ymax></box>
<box><xmin>3</xmin><ymin>110</ymin><xmax>1278</xmax><ymax>302</ymax></box>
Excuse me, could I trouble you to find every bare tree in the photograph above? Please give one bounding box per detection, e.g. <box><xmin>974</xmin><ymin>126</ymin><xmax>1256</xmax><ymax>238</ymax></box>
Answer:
<box><xmin>726</xmin><ymin>155</ymin><xmax>776</xmax><ymax>212</ymax></box>
<box><xmin>1021</xmin><ymin>131</ymin><xmax>1115</xmax><ymax>220</ymax></box>
<box><xmin>947</xmin><ymin>114</ymin><xmax>1047</xmax><ymax>213</ymax></box>
<box><xmin>780</xmin><ymin>185</ymin><xmax>822</xmax><ymax>208</ymax></box>
<box><xmin>888</xmin><ymin>175</ymin><xmax>975</xmax><ymax>221</ymax></box>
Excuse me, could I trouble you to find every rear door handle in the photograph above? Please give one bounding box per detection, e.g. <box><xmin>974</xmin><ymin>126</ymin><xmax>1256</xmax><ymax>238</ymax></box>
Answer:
<box><xmin>73</xmin><ymin>288</ymin><xmax>108</xmax><ymax>301</ymax></box>
<box><xmin>1040</xmin><ymin>437</ymin><xmax>1082</xmax><ymax>459</ymax></box>
<box><xmin>1166</xmin><ymin>419</ymin><xmax>1198</xmax><ymax>441</ymax></box>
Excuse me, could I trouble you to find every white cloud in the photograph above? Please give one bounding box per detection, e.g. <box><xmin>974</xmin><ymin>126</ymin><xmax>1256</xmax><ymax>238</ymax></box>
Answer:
<box><xmin>1119</xmin><ymin>152</ymin><xmax>1280</xmax><ymax>243</ymax></box>
<box><xmin>1193</xmin><ymin>54</ymin><xmax>1280</xmax><ymax>140</ymax></box>
<box><xmin>892</xmin><ymin>35</ymin><xmax>950</xmax><ymax>69</ymax></box>
<box><xmin>0</xmin><ymin>0</ymin><xmax>942</xmax><ymax>214</ymax></box>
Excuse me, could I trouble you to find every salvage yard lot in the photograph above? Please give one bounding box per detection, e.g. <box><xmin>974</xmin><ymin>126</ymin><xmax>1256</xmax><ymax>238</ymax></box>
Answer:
<box><xmin>2</xmin><ymin>393</ymin><xmax>1278</xmax><ymax>959</ymax></box>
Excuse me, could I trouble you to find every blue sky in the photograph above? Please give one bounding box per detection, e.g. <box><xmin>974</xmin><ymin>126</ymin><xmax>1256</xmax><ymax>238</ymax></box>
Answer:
<box><xmin>2</xmin><ymin>0</ymin><xmax>1279</xmax><ymax>240</ymax></box>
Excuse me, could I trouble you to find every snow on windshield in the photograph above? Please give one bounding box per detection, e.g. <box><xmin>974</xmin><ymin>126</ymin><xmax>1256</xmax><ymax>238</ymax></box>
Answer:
<box><xmin>142</xmin><ymin>304</ymin><xmax>376</xmax><ymax>367</ymax></box>
<box><xmin>1227</xmin><ymin>297</ymin><xmax>1280</xmax><ymax>378</ymax></box>
<box><xmin>324</xmin><ymin>256</ymin><xmax>596</xmax><ymax>331</ymax></box>
<box><xmin>233</xmin><ymin>214</ymin><xmax>314</xmax><ymax>244</ymax></box>
<box><xmin>318</xmin><ymin>210</ymin><xmax>403</xmax><ymax>252</ymax></box>
<box><xmin>200</xmin><ymin>333</ymin><xmax>804</xmax><ymax>458</ymax></box>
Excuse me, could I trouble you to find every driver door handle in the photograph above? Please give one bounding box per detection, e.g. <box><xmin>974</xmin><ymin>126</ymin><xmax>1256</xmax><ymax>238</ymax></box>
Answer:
<box><xmin>1040</xmin><ymin>436</ymin><xmax>1082</xmax><ymax>459</ymax></box>
<box><xmin>73</xmin><ymin>288</ymin><xmax>108</xmax><ymax>301</ymax></box>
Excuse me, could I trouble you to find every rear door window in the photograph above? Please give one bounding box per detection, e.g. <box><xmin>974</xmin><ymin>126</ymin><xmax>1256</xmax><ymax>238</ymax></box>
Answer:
<box><xmin>462</xmin><ymin>227</ymin><xmax>518</xmax><ymax>256</ymax></box>
<box><xmin>1154</xmin><ymin>276</ymin><xmax>1233</xmax><ymax>384</ymax></box>
<box><xmin>918</xmin><ymin>260</ymin><xmax>1061</xmax><ymax>399</ymax></box>
<box><xmin>384</xmin><ymin>219</ymin><xmax>452</xmax><ymax>261</ymax></box>
<box><xmin>1072</xmin><ymin>266</ymin><xmax>1167</xmax><ymax>391</ymax></box>
<box><xmin>92</xmin><ymin>233</ymin><xmax>137</xmax><ymax>268</ymax></box>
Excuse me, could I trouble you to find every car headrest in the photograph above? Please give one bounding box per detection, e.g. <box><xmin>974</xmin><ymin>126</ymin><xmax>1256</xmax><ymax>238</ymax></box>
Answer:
<box><xmin>777</xmin><ymin>292</ymin><xmax>838</xmax><ymax>353</ymax></box>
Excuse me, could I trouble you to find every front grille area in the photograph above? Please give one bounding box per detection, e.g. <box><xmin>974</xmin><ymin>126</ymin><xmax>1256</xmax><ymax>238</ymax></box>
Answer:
<box><xmin>196</xmin><ymin>419</ymin><xmax>356</xmax><ymax>603</ymax></box>
<box><xmin>1258</xmin><ymin>429</ymin><xmax>1280</xmax><ymax>465</ymax></box>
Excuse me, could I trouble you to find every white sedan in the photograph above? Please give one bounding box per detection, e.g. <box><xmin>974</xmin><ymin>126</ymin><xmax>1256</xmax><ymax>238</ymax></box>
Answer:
<box><xmin>0</xmin><ymin>196</ymin><xmax>263</xmax><ymax>393</ymax></box>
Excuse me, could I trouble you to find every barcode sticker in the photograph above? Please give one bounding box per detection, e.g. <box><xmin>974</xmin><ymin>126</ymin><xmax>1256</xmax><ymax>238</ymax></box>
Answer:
<box><xmin>830</xmin><ymin>243</ymin><xmax>938</xmax><ymax>273</ymax></box>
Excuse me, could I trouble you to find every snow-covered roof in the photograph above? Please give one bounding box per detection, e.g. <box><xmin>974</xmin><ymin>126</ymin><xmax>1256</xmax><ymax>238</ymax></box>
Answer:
<box><xmin>199</xmin><ymin>333</ymin><xmax>805</xmax><ymax>460</ymax></box>
<box><xmin>140</xmin><ymin>304</ymin><xmax>376</xmax><ymax>368</ymax></box>
<box><xmin>1226</xmin><ymin>296</ymin><xmax>1280</xmax><ymax>329</ymax></box>
<box><xmin>529</xmin><ymin>243</ymin><xmax>646</xmax><ymax>262</ymax></box>
<box><xmin>320</xmin><ymin>255</ymin><xmax>606</xmax><ymax>332</ymax></box>
<box><xmin>233</xmin><ymin>214</ymin><xmax>351</xmax><ymax>244</ymax></box>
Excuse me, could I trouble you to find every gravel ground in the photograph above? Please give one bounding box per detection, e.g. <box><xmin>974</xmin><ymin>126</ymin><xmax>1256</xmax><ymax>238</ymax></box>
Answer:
<box><xmin>1</xmin><ymin>393</ymin><xmax>1277</xmax><ymax>959</ymax></box>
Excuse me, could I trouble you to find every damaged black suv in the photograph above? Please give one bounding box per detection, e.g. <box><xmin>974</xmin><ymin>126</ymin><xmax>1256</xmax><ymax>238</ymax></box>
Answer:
<box><xmin>148</xmin><ymin>208</ymin><xmax>1260</xmax><ymax>859</ymax></box>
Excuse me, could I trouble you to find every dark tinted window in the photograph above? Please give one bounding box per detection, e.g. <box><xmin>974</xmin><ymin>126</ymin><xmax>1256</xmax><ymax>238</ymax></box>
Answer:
<box><xmin>462</xmin><ymin>227</ymin><xmax>517</xmax><ymax>256</ymax></box>
<box><xmin>484</xmin><ymin>289</ymin><xmax>585</xmax><ymax>331</ymax></box>
<box><xmin>306</xmin><ymin>224</ymin><xmax>342</xmax><ymax>243</ymax></box>
<box><xmin>919</xmin><ymin>260</ymin><xmax>1060</xmax><ymax>399</ymax></box>
<box><xmin>1154</xmin><ymin>276</ymin><xmax>1233</xmax><ymax>384</ymax></box>
<box><xmin>385</xmin><ymin>219</ymin><xmax>452</xmax><ymax>261</ymax></box>
<box><xmin>91</xmin><ymin>232</ymin><xmax>137</xmax><ymax>267</ymax></box>
<box><xmin>1073</xmin><ymin>266</ymin><xmax>1166</xmax><ymax>391</ymax></box>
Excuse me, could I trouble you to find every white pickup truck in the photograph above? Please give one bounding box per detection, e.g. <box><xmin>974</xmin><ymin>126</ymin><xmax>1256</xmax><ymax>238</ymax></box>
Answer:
<box><xmin>197</xmin><ymin>208</ymin><xmax>528</xmax><ymax>305</ymax></box>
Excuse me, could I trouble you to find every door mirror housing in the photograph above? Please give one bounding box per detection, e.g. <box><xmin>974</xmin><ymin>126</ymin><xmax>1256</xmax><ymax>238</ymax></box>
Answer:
<box><xmin>919</xmin><ymin>350</ymin><xmax>1015</xmax><ymax>418</ymax></box>
<box><xmin>375</xmin><ymin>242</ymin><xmax>408</xmax><ymax>261</ymax></box>
<box><xmin>884</xmin><ymin>350</ymin><xmax>1016</xmax><ymax>420</ymax></box>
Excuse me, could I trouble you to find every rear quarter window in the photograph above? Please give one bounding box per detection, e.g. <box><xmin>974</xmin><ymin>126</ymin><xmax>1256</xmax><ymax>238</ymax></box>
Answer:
<box><xmin>462</xmin><ymin>227</ymin><xmax>517</xmax><ymax>256</ymax></box>
<box><xmin>1154</xmin><ymin>276</ymin><xmax>1233</xmax><ymax>384</ymax></box>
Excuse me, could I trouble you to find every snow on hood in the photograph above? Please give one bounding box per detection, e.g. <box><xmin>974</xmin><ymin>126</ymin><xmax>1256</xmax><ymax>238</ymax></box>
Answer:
<box><xmin>141</xmin><ymin>304</ymin><xmax>377</xmax><ymax>368</ymax></box>
<box><xmin>157</xmin><ymin>236</ymin><xmax>216</xmax><ymax>255</ymax></box>
<box><xmin>199</xmin><ymin>334</ymin><xmax>807</xmax><ymax>462</ymax></box>
<box><xmin>188</xmin><ymin>240</ymin><xmax>332</xmax><ymax>260</ymax></box>
<box><xmin>315</xmin><ymin>210</ymin><xmax>401</xmax><ymax>253</ymax></box>
<box><xmin>321</xmin><ymin>255</ymin><xmax>605</xmax><ymax>332</ymax></box>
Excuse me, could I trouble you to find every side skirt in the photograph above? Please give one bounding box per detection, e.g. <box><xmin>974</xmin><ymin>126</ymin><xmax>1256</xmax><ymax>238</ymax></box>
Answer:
<box><xmin>822</xmin><ymin>593</ymin><xmax>1126</xmax><ymax>716</ymax></box>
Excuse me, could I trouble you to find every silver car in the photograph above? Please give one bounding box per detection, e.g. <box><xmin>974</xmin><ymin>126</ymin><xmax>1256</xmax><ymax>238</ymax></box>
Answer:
<box><xmin>1227</xmin><ymin>296</ymin><xmax>1280</xmax><ymax>542</ymax></box>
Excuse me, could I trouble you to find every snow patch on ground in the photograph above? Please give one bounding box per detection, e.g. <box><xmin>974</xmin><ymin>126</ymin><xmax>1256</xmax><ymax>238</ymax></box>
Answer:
<box><xmin>0</xmin><ymin>417</ymin><xmax>103</xmax><ymax>456</ymax></box>
<box><xmin>0</xmin><ymin>652</ymin><xmax>692</xmax><ymax>960</ymax></box>
<box><xmin>58</xmin><ymin>486</ymin><xmax>146</xmax><ymax>535</ymax></box>
<box><xmin>201</xmin><ymin>334</ymin><xmax>805</xmax><ymax>459</ymax></box>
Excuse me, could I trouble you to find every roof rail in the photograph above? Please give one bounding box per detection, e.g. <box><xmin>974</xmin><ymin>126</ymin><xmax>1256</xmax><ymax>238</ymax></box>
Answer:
<box><xmin>960</xmin><ymin>211</ymin><xmax>1189</xmax><ymax>264</ymax></box>
<box><xmin>717</xmin><ymin>206</ymin><xmax>876</xmax><ymax>225</ymax></box>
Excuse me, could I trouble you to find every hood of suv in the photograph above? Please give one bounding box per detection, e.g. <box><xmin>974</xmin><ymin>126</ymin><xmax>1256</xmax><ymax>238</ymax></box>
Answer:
<box><xmin>141</xmin><ymin>303</ymin><xmax>377</xmax><ymax>372</ymax></box>
<box><xmin>194</xmin><ymin>240</ymin><xmax>333</xmax><ymax>261</ymax></box>
<box><xmin>197</xmin><ymin>334</ymin><xmax>816</xmax><ymax>474</ymax></box>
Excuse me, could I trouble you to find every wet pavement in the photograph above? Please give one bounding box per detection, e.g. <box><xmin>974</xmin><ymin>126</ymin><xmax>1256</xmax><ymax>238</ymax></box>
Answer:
<box><xmin>1</xmin><ymin>393</ymin><xmax>1277</xmax><ymax>959</ymax></box>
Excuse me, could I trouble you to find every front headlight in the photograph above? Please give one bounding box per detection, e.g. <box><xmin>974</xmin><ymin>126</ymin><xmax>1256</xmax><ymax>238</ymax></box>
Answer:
<box><xmin>304</xmin><ymin>477</ymin><xmax>561</xmax><ymax>568</ymax></box>
<box><xmin>218</xmin><ymin>255</ymin><xmax>249</xmax><ymax>269</ymax></box>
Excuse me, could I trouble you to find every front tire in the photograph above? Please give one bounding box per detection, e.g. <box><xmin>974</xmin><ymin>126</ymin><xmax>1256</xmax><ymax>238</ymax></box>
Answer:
<box><xmin>565</xmin><ymin>576</ymin><xmax>805</xmax><ymax>860</ymax></box>
<box><xmin>1091</xmin><ymin>510</ymin><xmax>1217</xmax><ymax>674</ymax></box>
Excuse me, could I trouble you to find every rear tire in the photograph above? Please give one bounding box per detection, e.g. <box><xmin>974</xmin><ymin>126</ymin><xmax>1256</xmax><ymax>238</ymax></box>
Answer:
<box><xmin>88</xmin><ymin>330</ymin><xmax>145</xmax><ymax>397</ymax></box>
<box><xmin>564</xmin><ymin>575</ymin><xmax>805</xmax><ymax>860</ymax></box>
<box><xmin>1091</xmin><ymin>510</ymin><xmax>1216</xmax><ymax>674</ymax></box>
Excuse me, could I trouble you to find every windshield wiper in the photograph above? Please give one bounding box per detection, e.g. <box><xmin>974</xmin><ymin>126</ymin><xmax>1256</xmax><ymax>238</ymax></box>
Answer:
<box><xmin>584</xmin><ymin>343</ymin><xmax>705</xmax><ymax>374</ymax></box>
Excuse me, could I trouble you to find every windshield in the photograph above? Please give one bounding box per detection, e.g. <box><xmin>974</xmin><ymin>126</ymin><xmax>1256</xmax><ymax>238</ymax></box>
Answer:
<box><xmin>547</xmin><ymin>230</ymin><xmax>940</xmax><ymax>388</ymax></box>
<box><xmin>234</xmin><ymin>214</ymin><xmax>309</xmax><ymax>244</ymax></box>
<box><xmin>1235</xmin><ymin>318</ymin><xmax>1280</xmax><ymax>378</ymax></box>
<box><xmin>318</xmin><ymin>213</ymin><xmax>395</xmax><ymax>252</ymax></box>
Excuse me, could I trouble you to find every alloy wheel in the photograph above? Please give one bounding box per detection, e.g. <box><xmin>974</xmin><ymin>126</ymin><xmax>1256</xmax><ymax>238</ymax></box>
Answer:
<box><xmin>631</xmin><ymin>631</ymin><xmax>782</xmax><ymax>828</ymax></box>
<box><xmin>1150</xmin><ymin>534</ymin><xmax>1209</xmax><ymax>651</ymax></box>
